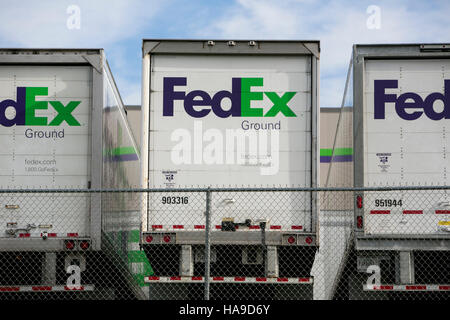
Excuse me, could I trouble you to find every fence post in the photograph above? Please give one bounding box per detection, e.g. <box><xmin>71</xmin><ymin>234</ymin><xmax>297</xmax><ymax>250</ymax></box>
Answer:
<box><xmin>204</xmin><ymin>187</ymin><xmax>212</xmax><ymax>300</ymax></box>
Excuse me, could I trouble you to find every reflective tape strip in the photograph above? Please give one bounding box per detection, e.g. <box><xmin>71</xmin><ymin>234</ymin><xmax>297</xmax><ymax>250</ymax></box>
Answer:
<box><xmin>0</xmin><ymin>285</ymin><xmax>94</xmax><ymax>292</ymax></box>
<box><xmin>370</xmin><ymin>210</ymin><xmax>390</xmax><ymax>214</ymax></box>
<box><xmin>405</xmin><ymin>285</ymin><xmax>427</xmax><ymax>290</ymax></box>
<box><xmin>145</xmin><ymin>276</ymin><xmax>313</xmax><ymax>284</ymax></box>
<box><xmin>40</xmin><ymin>233</ymin><xmax>57</xmax><ymax>238</ymax></box>
<box><xmin>0</xmin><ymin>287</ymin><xmax>19</xmax><ymax>292</ymax></box>
<box><xmin>365</xmin><ymin>210</ymin><xmax>450</xmax><ymax>215</ymax></box>
<box><xmin>13</xmin><ymin>233</ymin><xmax>85</xmax><ymax>240</ymax></box>
<box><xmin>32</xmin><ymin>286</ymin><xmax>53</xmax><ymax>291</ymax></box>
<box><xmin>146</xmin><ymin>225</ymin><xmax>304</xmax><ymax>231</ymax></box>
<box><xmin>16</xmin><ymin>233</ymin><xmax>79</xmax><ymax>239</ymax></box>
<box><xmin>364</xmin><ymin>284</ymin><xmax>450</xmax><ymax>291</ymax></box>
<box><xmin>403</xmin><ymin>210</ymin><xmax>423</xmax><ymax>214</ymax></box>
<box><xmin>367</xmin><ymin>209</ymin><xmax>450</xmax><ymax>215</ymax></box>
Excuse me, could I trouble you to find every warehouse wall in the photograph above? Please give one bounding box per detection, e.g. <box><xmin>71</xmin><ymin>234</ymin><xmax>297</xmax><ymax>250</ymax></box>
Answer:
<box><xmin>124</xmin><ymin>105</ymin><xmax>141</xmax><ymax>150</ymax></box>
<box><xmin>320</xmin><ymin>107</ymin><xmax>353</xmax><ymax>188</ymax></box>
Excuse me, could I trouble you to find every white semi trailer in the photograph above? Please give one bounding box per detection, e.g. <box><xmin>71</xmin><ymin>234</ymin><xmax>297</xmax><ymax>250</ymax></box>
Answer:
<box><xmin>349</xmin><ymin>44</ymin><xmax>450</xmax><ymax>298</ymax></box>
<box><xmin>0</xmin><ymin>49</ymin><xmax>145</xmax><ymax>299</ymax></box>
<box><xmin>140</xmin><ymin>39</ymin><xmax>320</xmax><ymax>299</ymax></box>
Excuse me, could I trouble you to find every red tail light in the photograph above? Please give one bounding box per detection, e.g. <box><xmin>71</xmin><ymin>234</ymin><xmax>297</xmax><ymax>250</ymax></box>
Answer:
<box><xmin>65</xmin><ymin>240</ymin><xmax>75</xmax><ymax>250</ymax></box>
<box><xmin>287</xmin><ymin>236</ymin><xmax>296</xmax><ymax>244</ymax></box>
<box><xmin>305</xmin><ymin>236</ymin><xmax>313</xmax><ymax>245</ymax></box>
<box><xmin>357</xmin><ymin>216</ymin><xmax>364</xmax><ymax>229</ymax></box>
<box><xmin>163</xmin><ymin>235</ymin><xmax>171</xmax><ymax>243</ymax></box>
<box><xmin>145</xmin><ymin>235</ymin><xmax>153</xmax><ymax>243</ymax></box>
<box><xmin>356</xmin><ymin>195</ymin><xmax>363</xmax><ymax>209</ymax></box>
<box><xmin>80</xmin><ymin>241</ymin><xmax>90</xmax><ymax>250</ymax></box>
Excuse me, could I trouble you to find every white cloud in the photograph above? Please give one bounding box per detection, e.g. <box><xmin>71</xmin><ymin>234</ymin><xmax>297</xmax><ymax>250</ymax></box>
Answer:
<box><xmin>204</xmin><ymin>0</ymin><xmax>450</xmax><ymax>107</ymax></box>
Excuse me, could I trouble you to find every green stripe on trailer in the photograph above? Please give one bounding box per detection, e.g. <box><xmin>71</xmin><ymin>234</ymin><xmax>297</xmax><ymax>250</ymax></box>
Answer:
<box><xmin>320</xmin><ymin>147</ymin><xmax>353</xmax><ymax>156</ymax></box>
<box><xmin>128</xmin><ymin>251</ymin><xmax>150</xmax><ymax>263</ymax></box>
<box><xmin>112</xmin><ymin>146</ymin><xmax>137</xmax><ymax>156</ymax></box>
<box><xmin>127</xmin><ymin>230</ymin><xmax>154</xmax><ymax>287</ymax></box>
<box><xmin>103</xmin><ymin>146</ymin><xmax>138</xmax><ymax>156</ymax></box>
<box><xmin>128</xmin><ymin>255</ymin><xmax>154</xmax><ymax>287</ymax></box>
<box><xmin>128</xmin><ymin>229</ymin><xmax>140</xmax><ymax>243</ymax></box>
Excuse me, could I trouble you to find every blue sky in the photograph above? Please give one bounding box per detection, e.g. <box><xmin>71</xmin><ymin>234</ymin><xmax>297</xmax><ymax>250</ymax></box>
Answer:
<box><xmin>0</xmin><ymin>0</ymin><xmax>449</xmax><ymax>107</ymax></box>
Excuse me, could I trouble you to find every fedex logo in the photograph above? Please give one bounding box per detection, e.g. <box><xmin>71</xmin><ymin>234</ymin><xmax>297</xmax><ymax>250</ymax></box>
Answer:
<box><xmin>0</xmin><ymin>87</ymin><xmax>81</xmax><ymax>127</ymax></box>
<box><xmin>374</xmin><ymin>80</ymin><xmax>450</xmax><ymax>120</ymax></box>
<box><xmin>163</xmin><ymin>77</ymin><xmax>297</xmax><ymax>118</ymax></box>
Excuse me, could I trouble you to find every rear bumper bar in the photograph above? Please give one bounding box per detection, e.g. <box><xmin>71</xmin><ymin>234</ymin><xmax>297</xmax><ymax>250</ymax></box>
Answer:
<box><xmin>364</xmin><ymin>284</ymin><xmax>450</xmax><ymax>292</ymax></box>
<box><xmin>0</xmin><ymin>237</ymin><xmax>94</xmax><ymax>252</ymax></box>
<box><xmin>142</xmin><ymin>231</ymin><xmax>317</xmax><ymax>246</ymax></box>
<box><xmin>355</xmin><ymin>234</ymin><xmax>450</xmax><ymax>251</ymax></box>
<box><xmin>145</xmin><ymin>276</ymin><xmax>313</xmax><ymax>284</ymax></box>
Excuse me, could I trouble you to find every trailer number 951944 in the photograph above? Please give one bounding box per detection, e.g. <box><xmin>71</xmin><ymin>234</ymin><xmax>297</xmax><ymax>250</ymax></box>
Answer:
<box><xmin>374</xmin><ymin>199</ymin><xmax>403</xmax><ymax>207</ymax></box>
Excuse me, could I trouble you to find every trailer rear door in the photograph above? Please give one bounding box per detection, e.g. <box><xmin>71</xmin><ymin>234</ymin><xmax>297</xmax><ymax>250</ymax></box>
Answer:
<box><xmin>0</xmin><ymin>65</ymin><xmax>92</xmax><ymax>238</ymax></box>
<box><xmin>147</xmin><ymin>52</ymin><xmax>317</xmax><ymax>232</ymax></box>
<box><xmin>362</xmin><ymin>59</ymin><xmax>450</xmax><ymax>235</ymax></box>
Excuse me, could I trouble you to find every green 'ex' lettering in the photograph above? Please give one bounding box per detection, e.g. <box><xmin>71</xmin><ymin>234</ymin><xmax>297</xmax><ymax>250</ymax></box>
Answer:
<box><xmin>25</xmin><ymin>87</ymin><xmax>48</xmax><ymax>125</ymax></box>
<box><xmin>264</xmin><ymin>91</ymin><xmax>297</xmax><ymax>117</ymax></box>
<box><xmin>241</xmin><ymin>78</ymin><xmax>264</xmax><ymax>117</ymax></box>
<box><xmin>49</xmin><ymin>101</ymin><xmax>81</xmax><ymax>126</ymax></box>
<box><xmin>241</xmin><ymin>78</ymin><xmax>297</xmax><ymax>117</ymax></box>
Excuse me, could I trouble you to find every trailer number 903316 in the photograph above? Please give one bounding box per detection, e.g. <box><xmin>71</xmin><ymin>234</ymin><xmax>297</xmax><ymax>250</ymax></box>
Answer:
<box><xmin>162</xmin><ymin>196</ymin><xmax>189</xmax><ymax>204</ymax></box>
<box><xmin>374</xmin><ymin>199</ymin><xmax>403</xmax><ymax>207</ymax></box>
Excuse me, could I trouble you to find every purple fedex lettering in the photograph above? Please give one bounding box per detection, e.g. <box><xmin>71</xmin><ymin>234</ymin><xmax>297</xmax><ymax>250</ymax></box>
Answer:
<box><xmin>374</xmin><ymin>79</ymin><xmax>450</xmax><ymax>120</ymax></box>
<box><xmin>395</xmin><ymin>92</ymin><xmax>423</xmax><ymax>120</ymax></box>
<box><xmin>423</xmin><ymin>82</ymin><xmax>450</xmax><ymax>120</ymax></box>
<box><xmin>163</xmin><ymin>77</ymin><xmax>241</xmax><ymax>118</ymax></box>
<box><xmin>184</xmin><ymin>90</ymin><xmax>211</xmax><ymax>118</ymax></box>
<box><xmin>163</xmin><ymin>77</ymin><xmax>187</xmax><ymax>116</ymax></box>
<box><xmin>211</xmin><ymin>78</ymin><xmax>241</xmax><ymax>118</ymax></box>
<box><xmin>0</xmin><ymin>87</ymin><xmax>26</xmax><ymax>127</ymax></box>
<box><xmin>164</xmin><ymin>77</ymin><xmax>211</xmax><ymax>118</ymax></box>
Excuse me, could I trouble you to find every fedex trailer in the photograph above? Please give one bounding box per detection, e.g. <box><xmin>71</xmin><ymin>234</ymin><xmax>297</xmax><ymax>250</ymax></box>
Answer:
<box><xmin>0</xmin><ymin>49</ymin><xmax>143</xmax><ymax>298</ymax></box>
<box><xmin>350</xmin><ymin>44</ymin><xmax>450</xmax><ymax>298</ymax></box>
<box><xmin>141</xmin><ymin>39</ymin><xmax>320</xmax><ymax>299</ymax></box>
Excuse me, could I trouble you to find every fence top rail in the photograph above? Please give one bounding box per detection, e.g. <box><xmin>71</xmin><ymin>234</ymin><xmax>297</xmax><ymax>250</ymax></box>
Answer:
<box><xmin>0</xmin><ymin>185</ymin><xmax>449</xmax><ymax>193</ymax></box>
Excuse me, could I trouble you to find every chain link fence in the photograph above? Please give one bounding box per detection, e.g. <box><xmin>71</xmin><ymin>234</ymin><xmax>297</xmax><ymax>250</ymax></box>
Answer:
<box><xmin>0</xmin><ymin>186</ymin><xmax>449</xmax><ymax>300</ymax></box>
